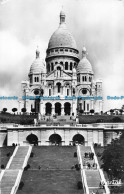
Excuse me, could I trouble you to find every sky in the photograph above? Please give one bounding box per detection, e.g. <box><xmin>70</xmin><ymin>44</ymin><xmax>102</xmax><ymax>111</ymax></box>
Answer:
<box><xmin>0</xmin><ymin>0</ymin><xmax>124</xmax><ymax>112</ymax></box>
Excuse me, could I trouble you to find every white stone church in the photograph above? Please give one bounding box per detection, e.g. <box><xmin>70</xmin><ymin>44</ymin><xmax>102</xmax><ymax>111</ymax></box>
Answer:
<box><xmin>21</xmin><ymin>10</ymin><xmax>103</xmax><ymax>116</ymax></box>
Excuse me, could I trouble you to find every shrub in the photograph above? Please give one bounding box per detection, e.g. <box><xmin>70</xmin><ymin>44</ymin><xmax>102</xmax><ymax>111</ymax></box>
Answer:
<box><xmin>30</xmin><ymin>152</ymin><xmax>34</xmax><ymax>157</ymax></box>
<box><xmin>112</xmin><ymin>117</ymin><xmax>122</xmax><ymax>123</ymax></box>
<box><xmin>97</xmin><ymin>152</ymin><xmax>102</xmax><ymax>157</ymax></box>
<box><xmin>7</xmin><ymin>152</ymin><xmax>10</xmax><ymax>157</ymax></box>
<box><xmin>74</xmin><ymin>152</ymin><xmax>77</xmax><ymax>157</ymax></box>
<box><xmin>24</xmin><ymin>164</ymin><xmax>30</xmax><ymax>171</ymax></box>
<box><xmin>18</xmin><ymin>181</ymin><xmax>24</xmax><ymax>190</ymax></box>
<box><xmin>77</xmin><ymin>181</ymin><xmax>83</xmax><ymax>189</ymax></box>
<box><xmin>1</xmin><ymin>164</ymin><xmax>5</xmax><ymax>169</ymax></box>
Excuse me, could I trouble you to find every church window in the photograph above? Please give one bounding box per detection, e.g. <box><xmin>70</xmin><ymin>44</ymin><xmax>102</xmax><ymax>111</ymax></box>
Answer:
<box><xmin>70</xmin><ymin>62</ymin><xmax>72</xmax><ymax>70</ymax></box>
<box><xmin>82</xmin><ymin>76</ymin><xmax>84</xmax><ymax>81</ymax></box>
<box><xmin>89</xmin><ymin>77</ymin><xmax>91</xmax><ymax>82</ymax></box>
<box><xmin>65</xmin><ymin>49</ymin><xmax>68</xmax><ymax>52</ymax></box>
<box><xmin>34</xmin><ymin>77</ymin><xmax>36</xmax><ymax>82</ymax></box>
<box><xmin>56</xmin><ymin>83</ymin><xmax>61</xmax><ymax>93</ymax></box>
<box><xmin>60</xmin><ymin>49</ymin><xmax>63</xmax><ymax>51</ymax></box>
<box><xmin>47</xmin><ymin>64</ymin><xmax>50</xmax><ymax>73</ymax></box>
<box><xmin>74</xmin><ymin>63</ymin><xmax>76</xmax><ymax>67</ymax></box>
<box><xmin>82</xmin><ymin>88</ymin><xmax>87</xmax><ymax>94</ymax></box>
<box><xmin>85</xmin><ymin>76</ymin><xmax>87</xmax><ymax>81</ymax></box>
<box><xmin>55</xmin><ymin>49</ymin><xmax>58</xmax><ymax>52</ymax></box>
<box><xmin>65</xmin><ymin>62</ymin><xmax>68</xmax><ymax>70</ymax></box>
<box><xmin>49</xmin><ymin>89</ymin><xmax>51</xmax><ymax>96</ymax></box>
<box><xmin>84</xmin><ymin>101</ymin><xmax>86</xmax><ymax>111</ymax></box>
<box><xmin>67</xmin><ymin>89</ymin><xmax>69</xmax><ymax>96</ymax></box>
<box><xmin>37</xmin><ymin>77</ymin><xmax>39</xmax><ymax>82</ymax></box>
<box><xmin>60</xmin><ymin>61</ymin><xmax>63</xmax><ymax>65</ymax></box>
<box><xmin>51</xmin><ymin>63</ymin><xmax>54</xmax><ymax>71</ymax></box>
<box><xmin>87</xmin><ymin>104</ymin><xmax>89</xmax><ymax>111</ymax></box>
<box><xmin>70</xmin><ymin>50</ymin><xmax>72</xmax><ymax>52</ymax></box>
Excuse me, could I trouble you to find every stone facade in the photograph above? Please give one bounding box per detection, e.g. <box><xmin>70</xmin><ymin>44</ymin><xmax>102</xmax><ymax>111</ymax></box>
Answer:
<box><xmin>21</xmin><ymin>10</ymin><xmax>103</xmax><ymax>116</ymax></box>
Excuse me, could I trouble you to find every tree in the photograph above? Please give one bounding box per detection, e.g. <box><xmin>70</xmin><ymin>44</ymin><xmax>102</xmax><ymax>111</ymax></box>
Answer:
<box><xmin>90</xmin><ymin>109</ymin><xmax>94</xmax><ymax>115</ymax></box>
<box><xmin>21</xmin><ymin>108</ymin><xmax>26</xmax><ymax>114</ymax></box>
<box><xmin>110</xmin><ymin>109</ymin><xmax>114</xmax><ymax>115</ymax></box>
<box><xmin>120</xmin><ymin>109</ymin><xmax>123</xmax><ymax>115</ymax></box>
<box><xmin>2</xmin><ymin>108</ymin><xmax>7</xmax><ymax>113</ymax></box>
<box><xmin>101</xmin><ymin>132</ymin><xmax>124</xmax><ymax>181</ymax></box>
<box><xmin>12</xmin><ymin>108</ymin><xmax>17</xmax><ymax>115</ymax></box>
<box><xmin>80</xmin><ymin>110</ymin><xmax>84</xmax><ymax>114</ymax></box>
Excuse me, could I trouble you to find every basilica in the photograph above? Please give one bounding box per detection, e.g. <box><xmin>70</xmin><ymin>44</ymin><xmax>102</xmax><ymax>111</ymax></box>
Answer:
<box><xmin>21</xmin><ymin>10</ymin><xmax>103</xmax><ymax>116</ymax></box>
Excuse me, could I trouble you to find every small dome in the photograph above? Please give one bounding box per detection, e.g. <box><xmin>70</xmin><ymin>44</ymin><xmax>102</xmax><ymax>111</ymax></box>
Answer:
<box><xmin>29</xmin><ymin>50</ymin><xmax>46</xmax><ymax>74</ymax></box>
<box><xmin>48</xmin><ymin>11</ymin><xmax>77</xmax><ymax>50</ymax></box>
<box><xmin>77</xmin><ymin>47</ymin><xmax>93</xmax><ymax>74</ymax></box>
<box><xmin>77</xmin><ymin>57</ymin><xmax>93</xmax><ymax>74</ymax></box>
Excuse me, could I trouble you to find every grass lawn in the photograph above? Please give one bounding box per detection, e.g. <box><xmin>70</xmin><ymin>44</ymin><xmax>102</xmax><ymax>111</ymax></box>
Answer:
<box><xmin>0</xmin><ymin>146</ymin><xmax>15</xmax><ymax>168</ymax></box>
<box><xmin>17</xmin><ymin>146</ymin><xmax>83</xmax><ymax>194</ymax></box>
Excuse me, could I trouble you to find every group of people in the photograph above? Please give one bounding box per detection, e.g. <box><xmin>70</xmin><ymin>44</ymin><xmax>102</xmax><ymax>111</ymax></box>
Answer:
<box><xmin>83</xmin><ymin>161</ymin><xmax>97</xmax><ymax>169</ymax></box>
<box><xmin>84</xmin><ymin>152</ymin><xmax>94</xmax><ymax>160</ymax></box>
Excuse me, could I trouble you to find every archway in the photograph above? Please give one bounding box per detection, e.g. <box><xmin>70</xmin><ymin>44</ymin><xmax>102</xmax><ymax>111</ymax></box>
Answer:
<box><xmin>26</xmin><ymin>134</ymin><xmax>38</xmax><ymax>145</ymax></box>
<box><xmin>64</xmin><ymin>102</ymin><xmax>71</xmax><ymax>115</ymax></box>
<box><xmin>49</xmin><ymin>134</ymin><xmax>62</xmax><ymax>145</ymax></box>
<box><xmin>46</xmin><ymin>103</ymin><xmax>52</xmax><ymax>115</ymax></box>
<box><xmin>56</xmin><ymin>82</ymin><xmax>61</xmax><ymax>93</ymax></box>
<box><xmin>55</xmin><ymin>102</ymin><xmax>61</xmax><ymax>115</ymax></box>
<box><xmin>72</xmin><ymin>134</ymin><xmax>85</xmax><ymax>145</ymax></box>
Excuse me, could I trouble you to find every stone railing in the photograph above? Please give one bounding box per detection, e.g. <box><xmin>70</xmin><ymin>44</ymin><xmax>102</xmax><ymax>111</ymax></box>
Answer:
<box><xmin>91</xmin><ymin>145</ymin><xmax>110</xmax><ymax>194</ymax></box>
<box><xmin>77</xmin><ymin>145</ymin><xmax>89</xmax><ymax>194</ymax></box>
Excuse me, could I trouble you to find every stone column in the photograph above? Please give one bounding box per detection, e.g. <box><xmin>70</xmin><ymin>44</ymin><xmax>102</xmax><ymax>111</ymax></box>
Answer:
<box><xmin>52</xmin><ymin>106</ymin><xmax>55</xmax><ymax>115</ymax></box>
<box><xmin>61</xmin><ymin>104</ymin><xmax>64</xmax><ymax>115</ymax></box>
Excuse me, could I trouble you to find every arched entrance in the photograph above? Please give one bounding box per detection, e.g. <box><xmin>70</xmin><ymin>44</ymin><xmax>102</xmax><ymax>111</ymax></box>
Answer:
<box><xmin>49</xmin><ymin>134</ymin><xmax>62</xmax><ymax>145</ymax></box>
<box><xmin>64</xmin><ymin>102</ymin><xmax>71</xmax><ymax>115</ymax></box>
<box><xmin>55</xmin><ymin>102</ymin><xmax>61</xmax><ymax>115</ymax></box>
<box><xmin>26</xmin><ymin>134</ymin><xmax>38</xmax><ymax>145</ymax></box>
<box><xmin>46</xmin><ymin>103</ymin><xmax>52</xmax><ymax>115</ymax></box>
<box><xmin>72</xmin><ymin>134</ymin><xmax>85</xmax><ymax>145</ymax></box>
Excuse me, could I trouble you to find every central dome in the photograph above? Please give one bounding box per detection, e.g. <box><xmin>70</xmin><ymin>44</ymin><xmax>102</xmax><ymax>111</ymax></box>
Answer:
<box><xmin>48</xmin><ymin>11</ymin><xmax>77</xmax><ymax>50</ymax></box>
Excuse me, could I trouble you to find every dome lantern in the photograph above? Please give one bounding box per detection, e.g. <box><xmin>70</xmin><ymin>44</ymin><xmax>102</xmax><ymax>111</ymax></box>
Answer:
<box><xmin>60</xmin><ymin>9</ymin><xmax>66</xmax><ymax>25</ymax></box>
<box><xmin>36</xmin><ymin>47</ymin><xmax>40</xmax><ymax>59</ymax></box>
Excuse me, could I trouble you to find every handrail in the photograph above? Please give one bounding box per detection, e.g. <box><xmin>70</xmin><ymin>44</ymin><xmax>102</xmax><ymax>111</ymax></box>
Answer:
<box><xmin>77</xmin><ymin>145</ymin><xmax>89</xmax><ymax>194</ymax></box>
<box><xmin>6</xmin><ymin>146</ymin><xmax>19</xmax><ymax>169</ymax></box>
<box><xmin>10</xmin><ymin>145</ymin><xmax>33</xmax><ymax>194</ymax></box>
<box><xmin>91</xmin><ymin>145</ymin><xmax>110</xmax><ymax>194</ymax></box>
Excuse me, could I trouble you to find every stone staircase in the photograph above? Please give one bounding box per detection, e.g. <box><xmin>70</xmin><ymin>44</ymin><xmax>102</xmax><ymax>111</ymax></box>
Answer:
<box><xmin>80</xmin><ymin>145</ymin><xmax>106</xmax><ymax>194</ymax></box>
<box><xmin>1</xmin><ymin>170</ymin><xmax>19</xmax><ymax>194</ymax></box>
<box><xmin>0</xmin><ymin>146</ymin><xmax>31</xmax><ymax>194</ymax></box>
<box><xmin>9</xmin><ymin>146</ymin><xmax>29</xmax><ymax>169</ymax></box>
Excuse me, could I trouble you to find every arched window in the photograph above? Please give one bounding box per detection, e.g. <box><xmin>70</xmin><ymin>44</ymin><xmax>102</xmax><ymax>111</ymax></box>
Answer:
<box><xmin>74</xmin><ymin>63</ymin><xmax>76</xmax><ymax>67</ymax></box>
<box><xmin>67</xmin><ymin>89</ymin><xmax>69</xmax><ymax>96</ymax></box>
<box><xmin>70</xmin><ymin>62</ymin><xmax>72</xmax><ymax>70</ymax></box>
<box><xmin>34</xmin><ymin>77</ymin><xmax>36</xmax><ymax>82</ymax></box>
<box><xmin>51</xmin><ymin>63</ymin><xmax>54</xmax><ymax>71</ymax></box>
<box><xmin>83</xmin><ymin>76</ymin><xmax>84</xmax><ymax>82</ymax></box>
<box><xmin>60</xmin><ymin>61</ymin><xmax>63</xmax><ymax>65</ymax></box>
<box><xmin>37</xmin><ymin>77</ymin><xmax>39</xmax><ymax>82</ymax></box>
<box><xmin>49</xmin><ymin>89</ymin><xmax>51</xmax><ymax>96</ymax></box>
<box><xmin>89</xmin><ymin>77</ymin><xmax>91</xmax><ymax>82</ymax></box>
<box><xmin>65</xmin><ymin>62</ymin><xmax>68</xmax><ymax>70</ymax></box>
<box><xmin>56</xmin><ymin>83</ymin><xmax>61</xmax><ymax>93</ymax></box>
<box><xmin>57</xmin><ymin>66</ymin><xmax>61</xmax><ymax>77</ymax></box>
<box><xmin>47</xmin><ymin>64</ymin><xmax>50</xmax><ymax>73</ymax></box>
<box><xmin>85</xmin><ymin>76</ymin><xmax>87</xmax><ymax>81</ymax></box>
